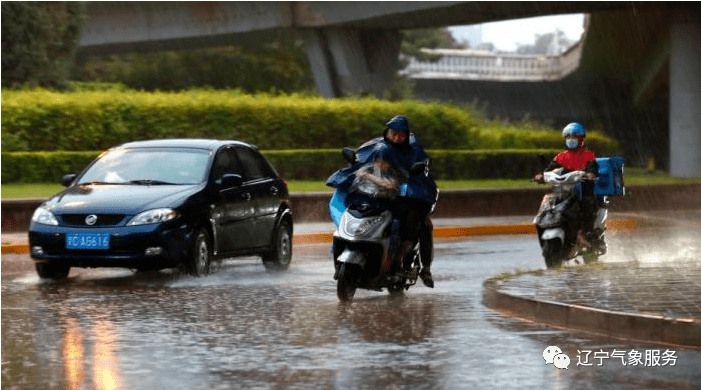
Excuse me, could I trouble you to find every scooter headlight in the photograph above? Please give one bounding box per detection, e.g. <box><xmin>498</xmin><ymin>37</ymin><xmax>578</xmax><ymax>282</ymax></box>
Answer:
<box><xmin>347</xmin><ymin>215</ymin><xmax>385</xmax><ymax>236</ymax></box>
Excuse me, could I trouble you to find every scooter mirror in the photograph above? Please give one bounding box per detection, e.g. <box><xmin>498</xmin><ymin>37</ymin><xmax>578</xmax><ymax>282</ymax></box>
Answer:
<box><xmin>410</xmin><ymin>161</ymin><xmax>428</xmax><ymax>175</ymax></box>
<box><xmin>342</xmin><ymin>147</ymin><xmax>357</xmax><ymax>164</ymax></box>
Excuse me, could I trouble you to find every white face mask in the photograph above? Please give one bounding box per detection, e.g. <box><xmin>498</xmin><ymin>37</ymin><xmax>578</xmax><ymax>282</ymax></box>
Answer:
<box><xmin>565</xmin><ymin>138</ymin><xmax>579</xmax><ymax>149</ymax></box>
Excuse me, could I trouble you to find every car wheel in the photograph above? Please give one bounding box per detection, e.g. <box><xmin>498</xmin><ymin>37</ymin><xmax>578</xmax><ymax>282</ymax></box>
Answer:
<box><xmin>188</xmin><ymin>229</ymin><xmax>211</xmax><ymax>276</ymax></box>
<box><xmin>262</xmin><ymin>220</ymin><xmax>292</xmax><ymax>272</ymax></box>
<box><xmin>35</xmin><ymin>262</ymin><xmax>70</xmax><ymax>280</ymax></box>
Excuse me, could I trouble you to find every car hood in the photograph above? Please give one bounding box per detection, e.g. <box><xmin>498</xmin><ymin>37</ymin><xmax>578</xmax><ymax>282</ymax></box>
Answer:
<box><xmin>42</xmin><ymin>184</ymin><xmax>204</xmax><ymax>215</ymax></box>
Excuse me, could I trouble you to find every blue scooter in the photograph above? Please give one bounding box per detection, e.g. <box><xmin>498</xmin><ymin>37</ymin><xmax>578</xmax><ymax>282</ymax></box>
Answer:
<box><xmin>326</xmin><ymin>137</ymin><xmax>438</xmax><ymax>301</ymax></box>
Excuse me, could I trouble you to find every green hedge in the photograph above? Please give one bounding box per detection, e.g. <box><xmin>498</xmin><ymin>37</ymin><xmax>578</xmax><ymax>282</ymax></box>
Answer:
<box><xmin>1</xmin><ymin>89</ymin><xmax>619</xmax><ymax>153</ymax></box>
<box><xmin>1</xmin><ymin>89</ymin><xmax>476</xmax><ymax>151</ymax></box>
<box><xmin>2</xmin><ymin>149</ymin><xmax>569</xmax><ymax>183</ymax></box>
<box><xmin>1</xmin><ymin>151</ymin><xmax>100</xmax><ymax>183</ymax></box>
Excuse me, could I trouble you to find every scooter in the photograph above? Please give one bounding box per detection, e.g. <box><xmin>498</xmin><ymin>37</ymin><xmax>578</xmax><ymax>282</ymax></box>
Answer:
<box><xmin>326</xmin><ymin>140</ymin><xmax>438</xmax><ymax>302</ymax></box>
<box><xmin>534</xmin><ymin>157</ymin><xmax>624</xmax><ymax>269</ymax></box>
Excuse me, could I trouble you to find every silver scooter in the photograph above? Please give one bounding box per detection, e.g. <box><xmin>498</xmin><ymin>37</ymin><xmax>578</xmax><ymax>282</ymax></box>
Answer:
<box><xmin>534</xmin><ymin>169</ymin><xmax>608</xmax><ymax>268</ymax></box>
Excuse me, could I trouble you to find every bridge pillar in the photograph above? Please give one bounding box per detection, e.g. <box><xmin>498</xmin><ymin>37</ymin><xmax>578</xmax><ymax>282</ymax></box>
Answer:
<box><xmin>302</xmin><ymin>29</ymin><xmax>401</xmax><ymax>98</ymax></box>
<box><xmin>669</xmin><ymin>14</ymin><xmax>701</xmax><ymax>177</ymax></box>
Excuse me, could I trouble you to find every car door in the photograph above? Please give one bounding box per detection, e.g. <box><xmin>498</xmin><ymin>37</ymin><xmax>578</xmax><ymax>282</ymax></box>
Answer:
<box><xmin>211</xmin><ymin>147</ymin><xmax>255</xmax><ymax>253</ymax></box>
<box><xmin>233</xmin><ymin>145</ymin><xmax>281</xmax><ymax>249</ymax></box>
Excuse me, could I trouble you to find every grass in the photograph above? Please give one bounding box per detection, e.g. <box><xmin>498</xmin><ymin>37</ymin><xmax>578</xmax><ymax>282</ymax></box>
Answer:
<box><xmin>2</xmin><ymin>168</ymin><xmax>699</xmax><ymax>199</ymax></box>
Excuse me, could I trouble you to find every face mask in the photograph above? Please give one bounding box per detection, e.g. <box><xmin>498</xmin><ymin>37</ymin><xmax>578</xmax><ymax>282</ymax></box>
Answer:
<box><xmin>565</xmin><ymin>138</ymin><xmax>579</xmax><ymax>149</ymax></box>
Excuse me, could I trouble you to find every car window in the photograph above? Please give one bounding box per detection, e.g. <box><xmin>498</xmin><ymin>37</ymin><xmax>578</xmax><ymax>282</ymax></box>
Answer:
<box><xmin>234</xmin><ymin>146</ymin><xmax>274</xmax><ymax>181</ymax></box>
<box><xmin>78</xmin><ymin>148</ymin><xmax>211</xmax><ymax>185</ymax></box>
<box><xmin>211</xmin><ymin>148</ymin><xmax>242</xmax><ymax>178</ymax></box>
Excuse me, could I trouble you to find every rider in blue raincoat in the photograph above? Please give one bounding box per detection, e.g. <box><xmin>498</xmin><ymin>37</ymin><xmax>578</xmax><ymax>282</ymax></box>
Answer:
<box><xmin>326</xmin><ymin>115</ymin><xmax>438</xmax><ymax>287</ymax></box>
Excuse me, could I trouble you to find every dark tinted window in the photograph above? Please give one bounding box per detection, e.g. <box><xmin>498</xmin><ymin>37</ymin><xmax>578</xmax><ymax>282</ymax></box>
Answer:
<box><xmin>234</xmin><ymin>146</ymin><xmax>275</xmax><ymax>181</ymax></box>
<box><xmin>211</xmin><ymin>148</ymin><xmax>242</xmax><ymax>178</ymax></box>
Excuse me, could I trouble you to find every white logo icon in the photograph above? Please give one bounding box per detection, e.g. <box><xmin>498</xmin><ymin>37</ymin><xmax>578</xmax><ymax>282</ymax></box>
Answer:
<box><xmin>543</xmin><ymin>346</ymin><xmax>569</xmax><ymax>369</ymax></box>
<box><xmin>543</xmin><ymin>346</ymin><xmax>562</xmax><ymax>364</ymax></box>
<box><xmin>85</xmin><ymin>214</ymin><xmax>98</xmax><ymax>225</ymax></box>
<box><xmin>553</xmin><ymin>353</ymin><xmax>570</xmax><ymax>369</ymax></box>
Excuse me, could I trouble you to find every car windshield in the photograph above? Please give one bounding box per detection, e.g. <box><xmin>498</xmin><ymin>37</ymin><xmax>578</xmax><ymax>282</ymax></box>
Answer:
<box><xmin>78</xmin><ymin>147</ymin><xmax>211</xmax><ymax>185</ymax></box>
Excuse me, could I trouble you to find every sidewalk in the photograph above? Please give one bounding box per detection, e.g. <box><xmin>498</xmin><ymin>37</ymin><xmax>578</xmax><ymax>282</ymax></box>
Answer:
<box><xmin>483</xmin><ymin>260</ymin><xmax>701</xmax><ymax>348</ymax></box>
<box><xmin>3</xmin><ymin>213</ymin><xmax>699</xmax><ymax>348</ymax></box>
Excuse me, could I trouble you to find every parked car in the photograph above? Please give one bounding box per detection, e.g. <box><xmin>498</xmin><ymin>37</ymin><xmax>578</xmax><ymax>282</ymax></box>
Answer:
<box><xmin>29</xmin><ymin>139</ymin><xmax>293</xmax><ymax>279</ymax></box>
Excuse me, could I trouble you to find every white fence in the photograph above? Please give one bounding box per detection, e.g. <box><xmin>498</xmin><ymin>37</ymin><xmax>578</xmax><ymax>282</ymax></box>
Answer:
<box><xmin>399</xmin><ymin>42</ymin><xmax>583</xmax><ymax>81</ymax></box>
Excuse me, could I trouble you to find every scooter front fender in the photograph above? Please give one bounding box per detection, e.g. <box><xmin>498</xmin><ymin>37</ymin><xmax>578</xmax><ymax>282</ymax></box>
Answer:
<box><xmin>337</xmin><ymin>249</ymin><xmax>366</xmax><ymax>269</ymax></box>
<box><xmin>541</xmin><ymin>228</ymin><xmax>565</xmax><ymax>243</ymax></box>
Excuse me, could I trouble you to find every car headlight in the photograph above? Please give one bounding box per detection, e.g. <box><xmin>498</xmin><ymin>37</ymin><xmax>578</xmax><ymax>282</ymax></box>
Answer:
<box><xmin>127</xmin><ymin>208</ymin><xmax>178</xmax><ymax>226</ymax></box>
<box><xmin>31</xmin><ymin>207</ymin><xmax>59</xmax><ymax>226</ymax></box>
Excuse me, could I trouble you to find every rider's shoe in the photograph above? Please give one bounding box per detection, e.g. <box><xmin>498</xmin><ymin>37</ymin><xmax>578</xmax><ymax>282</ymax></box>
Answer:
<box><xmin>419</xmin><ymin>268</ymin><xmax>434</xmax><ymax>288</ymax></box>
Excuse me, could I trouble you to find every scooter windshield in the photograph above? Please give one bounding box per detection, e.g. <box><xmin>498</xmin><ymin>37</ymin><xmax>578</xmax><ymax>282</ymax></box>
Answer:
<box><xmin>349</xmin><ymin>162</ymin><xmax>399</xmax><ymax>200</ymax></box>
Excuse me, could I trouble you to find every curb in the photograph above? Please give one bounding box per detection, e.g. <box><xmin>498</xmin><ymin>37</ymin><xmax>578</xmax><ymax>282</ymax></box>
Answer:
<box><xmin>2</xmin><ymin>220</ymin><xmax>640</xmax><ymax>254</ymax></box>
<box><xmin>1</xmin><ymin>243</ymin><xmax>30</xmax><ymax>254</ymax></box>
<box><xmin>482</xmin><ymin>277</ymin><xmax>701</xmax><ymax>348</ymax></box>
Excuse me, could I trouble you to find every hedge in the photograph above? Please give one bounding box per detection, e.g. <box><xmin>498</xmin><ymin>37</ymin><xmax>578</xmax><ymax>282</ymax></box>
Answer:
<box><xmin>2</xmin><ymin>149</ymin><xmax>571</xmax><ymax>184</ymax></box>
<box><xmin>1</xmin><ymin>89</ymin><xmax>619</xmax><ymax>153</ymax></box>
<box><xmin>1</xmin><ymin>89</ymin><xmax>476</xmax><ymax>151</ymax></box>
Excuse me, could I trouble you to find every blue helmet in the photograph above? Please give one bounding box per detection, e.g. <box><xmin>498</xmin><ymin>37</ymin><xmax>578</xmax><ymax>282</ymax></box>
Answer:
<box><xmin>562</xmin><ymin>122</ymin><xmax>586</xmax><ymax>138</ymax></box>
<box><xmin>385</xmin><ymin>115</ymin><xmax>410</xmax><ymax>133</ymax></box>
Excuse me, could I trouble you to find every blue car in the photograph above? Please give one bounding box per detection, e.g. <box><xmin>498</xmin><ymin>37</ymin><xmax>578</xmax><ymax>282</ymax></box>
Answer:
<box><xmin>29</xmin><ymin>139</ymin><xmax>293</xmax><ymax>279</ymax></box>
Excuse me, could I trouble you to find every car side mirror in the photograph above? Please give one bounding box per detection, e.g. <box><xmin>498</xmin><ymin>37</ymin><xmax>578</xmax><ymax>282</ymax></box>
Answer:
<box><xmin>219</xmin><ymin>174</ymin><xmax>243</xmax><ymax>189</ymax></box>
<box><xmin>61</xmin><ymin>174</ymin><xmax>77</xmax><ymax>187</ymax></box>
<box><xmin>342</xmin><ymin>147</ymin><xmax>357</xmax><ymax>164</ymax></box>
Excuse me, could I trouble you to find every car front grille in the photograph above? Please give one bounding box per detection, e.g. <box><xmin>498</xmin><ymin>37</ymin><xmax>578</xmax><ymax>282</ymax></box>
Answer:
<box><xmin>60</xmin><ymin>214</ymin><xmax>126</xmax><ymax>227</ymax></box>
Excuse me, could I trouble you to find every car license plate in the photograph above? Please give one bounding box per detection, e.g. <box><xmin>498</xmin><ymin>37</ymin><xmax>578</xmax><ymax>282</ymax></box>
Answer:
<box><xmin>66</xmin><ymin>233</ymin><xmax>110</xmax><ymax>250</ymax></box>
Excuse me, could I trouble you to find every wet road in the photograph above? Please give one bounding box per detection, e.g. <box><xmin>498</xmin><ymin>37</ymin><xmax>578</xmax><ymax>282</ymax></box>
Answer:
<box><xmin>2</xmin><ymin>231</ymin><xmax>700</xmax><ymax>389</ymax></box>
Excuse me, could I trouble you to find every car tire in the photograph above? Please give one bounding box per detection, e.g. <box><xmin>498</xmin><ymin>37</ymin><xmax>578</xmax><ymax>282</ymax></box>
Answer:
<box><xmin>188</xmin><ymin>229</ymin><xmax>211</xmax><ymax>276</ymax></box>
<box><xmin>262</xmin><ymin>220</ymin><xmax>292</xmax><ymax>272</ymax></box>
<box><xmin>35</xmin><ymin>262</ymin><xmax>70</xmax><ymax>280</ymax></box>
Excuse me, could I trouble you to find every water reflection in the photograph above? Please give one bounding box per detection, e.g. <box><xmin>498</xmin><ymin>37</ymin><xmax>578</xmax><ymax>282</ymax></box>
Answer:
<box><xmin>330</xmin><ymin>295</ymin><xmax>444</xmax><ymax>390</ymax></box>
<box><xmin>28</xmin><ymin>286</ymin><xmax>124</xmax><ymax>390</ymax></box>
<box><xmin>336</xmin><ymin>295</ymin><xmax>436</xmax><ymax>343</ymax></box>
<box><xmin>63</xmin><ymin>318</ymin><xmax>84</xmax><ymax>389</ymax></box>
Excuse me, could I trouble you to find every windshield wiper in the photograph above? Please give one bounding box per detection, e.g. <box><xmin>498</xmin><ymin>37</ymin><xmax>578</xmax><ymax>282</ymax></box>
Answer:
<box><xmin>127</xmin><ymin>179</ymin><xmax>177</xmax><ymax>185</ymax></box>
<box><xmin>78</xmin><ymin>181</ymin><xmax>128</xmax><ymax>186</ymax></box>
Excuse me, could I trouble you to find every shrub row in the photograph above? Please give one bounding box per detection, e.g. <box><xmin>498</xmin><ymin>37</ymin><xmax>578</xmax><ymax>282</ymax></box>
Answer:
<box><xmin>2</xmin><ymin>149</ymin><xmax>568</xmax><ymax>184</ymax></box>
<box><xmin>1</xmin><ymin>89</ymin><xmax>619</xmax><ymax>153</ymax></box>
<box><xmin>1</xmin><ymin>89</ymin><xmax>474</xmax><ymax>151</ymax></box>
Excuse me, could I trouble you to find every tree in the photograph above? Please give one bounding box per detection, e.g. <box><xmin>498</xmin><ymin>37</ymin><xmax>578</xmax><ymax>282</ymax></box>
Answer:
<box><xmin>516</xmin><ymin>30</ymin><xmax>574</xmax><ymax>55</ymax></box>
<box><xmin>1</xmin><ymin>2</ymin><xmax>85</xmax><ymax>89</ymax></box>
<box><xmin>76</xmin><ymin>32</ymin><xmax>314</xmax><ymax>93</ymax></box>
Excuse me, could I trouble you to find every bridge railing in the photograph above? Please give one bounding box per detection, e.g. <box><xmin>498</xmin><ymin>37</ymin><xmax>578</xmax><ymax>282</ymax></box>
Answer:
<box><xmin>399</xmin><ymin>41</ymin><xmax>583</xmax><ymax>81</ymax></box>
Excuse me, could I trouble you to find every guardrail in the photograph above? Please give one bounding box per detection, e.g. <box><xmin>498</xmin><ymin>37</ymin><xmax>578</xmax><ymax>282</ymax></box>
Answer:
<box><xmin>399</xmin><ymin>42</ymin><xmax>583</xmax><ymax>81</ymax></box>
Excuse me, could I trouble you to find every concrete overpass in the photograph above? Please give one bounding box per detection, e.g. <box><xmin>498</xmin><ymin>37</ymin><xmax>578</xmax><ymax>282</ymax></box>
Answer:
<box><xmin>77</xmin><ymin>2</ymin><xmax>700</xmax><ymax>177</ymax></box>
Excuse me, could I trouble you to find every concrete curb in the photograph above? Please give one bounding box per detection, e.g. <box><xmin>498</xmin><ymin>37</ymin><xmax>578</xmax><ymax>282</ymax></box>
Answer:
<box><xmin>1</xmin><ymin>220</ymin><xmax>641</xmax><ymax>254</ymax></box>
<box><xmin>482</xmin><ymin>277</ymin><xmax>701</xmax><ymax>348</ymax></box>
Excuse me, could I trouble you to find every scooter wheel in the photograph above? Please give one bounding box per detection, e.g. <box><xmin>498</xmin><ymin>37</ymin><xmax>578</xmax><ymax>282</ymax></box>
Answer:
<box><xmin>337</xmin><ymin>263</ymin><xmax>358</xmax><ymax>302</ymax></box>
<box><xmin>542</xmin><ymin>240</ymin><xmax>563</xmax><ymax>269</ymax></box>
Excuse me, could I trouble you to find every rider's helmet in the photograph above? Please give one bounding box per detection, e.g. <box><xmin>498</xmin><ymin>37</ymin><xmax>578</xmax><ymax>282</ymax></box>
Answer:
<box><xmin>384</xmin><ymin>115</ymin><xmax>410</xmax><ymax>145</ymax></box>
<box><xmin>562</xmin><ymin>122</ymin><xmax>586</xmax><ymax>149</ymax></box>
